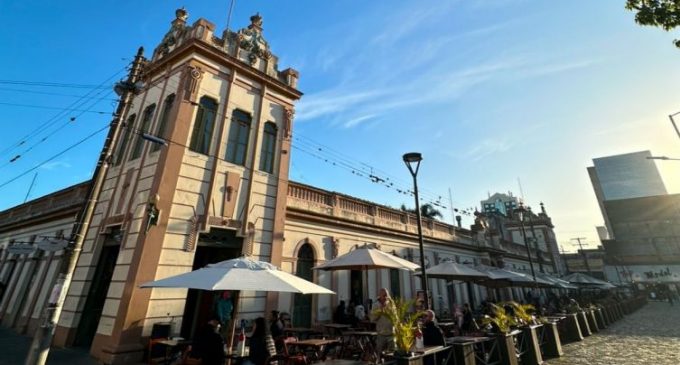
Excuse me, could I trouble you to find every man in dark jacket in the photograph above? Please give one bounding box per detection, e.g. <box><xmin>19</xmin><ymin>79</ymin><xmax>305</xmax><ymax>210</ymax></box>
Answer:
<box><xmin>422</xmin><ymin>310</ymin><xmax>447</xmax><ymax>365</ymax></box>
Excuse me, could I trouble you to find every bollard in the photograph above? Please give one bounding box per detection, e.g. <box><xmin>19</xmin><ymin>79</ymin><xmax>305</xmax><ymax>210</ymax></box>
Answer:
<box><xmin>577</xmin><ymin>311</ymin><xmax>592</xmax><ymax>336</ymax></box>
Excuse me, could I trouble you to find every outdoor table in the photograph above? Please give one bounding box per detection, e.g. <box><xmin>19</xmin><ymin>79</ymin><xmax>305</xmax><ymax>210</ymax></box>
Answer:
<box><xmin>341</xmin><ymin>331</ymin><xmax>378</xmax><ymax>362</ymax></box>
<box><xmin>414</xmin><ymin>345</ymin><xmax>452</xmax><ymax>365</ymax></box>
<box><xmin>323</xmin><ymin>323</ymin><xmax>352</xmax><ymax>336</ymax></box>
<box><xmin>446</xmin><ymin>336</ymin><xmax>498</xmax><ymax>365</ymax></box>
<box><xmin>287</xmin><ymin>338</ymin><xmax>341</xmax><ymax>361</ymax></box>
<box><xmin>285</xmin><ymin>327</ymin><xmax>319</xmax><ymax>339</ymax></box>
<box><xmin>154</xmin><ymin>338</ymin><xmax>192</xmax><ymax>365</ymax></box>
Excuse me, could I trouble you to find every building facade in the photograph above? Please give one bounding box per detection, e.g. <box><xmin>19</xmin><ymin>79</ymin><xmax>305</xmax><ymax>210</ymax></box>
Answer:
<box><xmin>0</xmin><ymin>9</ymin><xmax>559</xmax><ymax>364</ymax></box>
<box><xmin>588</xmin><ymin>150</ymin><xmax>667</xmax><ymax>236</ymax></box>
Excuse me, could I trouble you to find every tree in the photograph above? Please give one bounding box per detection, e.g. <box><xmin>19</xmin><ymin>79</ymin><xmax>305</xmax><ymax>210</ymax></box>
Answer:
<box><xmin>625</xmin><ymin>0</ymin><xmax>680</xmax><ymax>48</ymax></box>
<box><xmin>400</xmin><ymin>203</ymin><xmax>443</xmax><ymax>220</ymax></box>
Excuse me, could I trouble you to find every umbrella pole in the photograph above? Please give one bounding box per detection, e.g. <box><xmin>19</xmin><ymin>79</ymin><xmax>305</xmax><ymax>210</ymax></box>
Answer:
<box><xmin>226</xmin><ymin>290</ymin><xmax>241</xmax><ymax>364</ymax></box>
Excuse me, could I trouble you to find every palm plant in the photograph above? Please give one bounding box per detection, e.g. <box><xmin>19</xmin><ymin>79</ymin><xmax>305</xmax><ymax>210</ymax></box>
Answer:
<box><xmin>372</xmin><ymin>297</ymin><xmax>424</xmax><ymax>356</ymax></box>
<box><xmin>481</xmin><ymin>303</ymin><xmax>518</xmax><ymax>334</ymax></box>
<box><xmin>503</xmin><ymin>301</ymin><xmax>536</xmax><ymax>325</ymax></box>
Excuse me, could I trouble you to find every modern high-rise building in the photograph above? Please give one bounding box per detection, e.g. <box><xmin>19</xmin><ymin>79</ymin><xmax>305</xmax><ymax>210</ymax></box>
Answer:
<box><xmin>588</xmin><ymin>150</ymin><xmax>667</xmax><ymax>237</ymax></box>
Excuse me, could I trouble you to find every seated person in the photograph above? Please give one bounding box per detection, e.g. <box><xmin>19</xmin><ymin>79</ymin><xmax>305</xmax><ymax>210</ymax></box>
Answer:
<box><xmin>191</xmin><ymin>318</ymin><xmax>226</xmax><ymax>365</ymax></box>
<box><xmin>422</xmin><ymin>310</ymin><xmax>445</xmax><ymax>346</ymax></box>
<box><xmin>334</xmin><ymin>300</ymin><xmax>348</xmax><ymax>324</ymax></box>
<box><xmin>422</xmin><ymin>310</ymin><xmax>447</xmax><ymax>365</ymax></box>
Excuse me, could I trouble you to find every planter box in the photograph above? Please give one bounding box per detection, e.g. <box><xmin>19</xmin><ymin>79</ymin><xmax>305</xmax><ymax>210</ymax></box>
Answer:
<box><xmin>394</xmin><ymin>355</ymin><xmax>423</xmax><ymax>365</ymax></box>
<box><xmin>586</xmin><ymin>310</ymin><xmax>599</xmax><ymax>333</ymax></box>
<box><xmin>519</xmin><ymin>325</ymin><xmax>544</xmax><ymax>365</ymax></box>
<box><xmin>495</xmin><ymin>332</ymin><xmax>520</xmax><ymax>365</ymax></box>
<box><xmin>540</xmin><ymin>322</ymin><xmax>563</xmax><ymax>358</ymax></box>
<box><xmin>558</xmin><ymin>314</ymin><xmax>583</xmax><ymax>343</ymax></box>
<box><xmin>577</xmin><ymin>312</ymin><xmax>592</xmax><ymax>337</ymax></box>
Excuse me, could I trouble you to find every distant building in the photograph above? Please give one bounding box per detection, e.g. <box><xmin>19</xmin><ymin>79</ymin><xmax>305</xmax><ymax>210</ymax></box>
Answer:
<box><xmin>480</xmin><ymin>192</ymin><xmax>519</xmax><ymax>216</ymax></box>
<box><xmin>600</xmin><ymin>194</ymin><xmax>680</xmax><ymax>286</ymax></box>
<box><xmin>588</xmin><ymin>151</ymin><xmax>667</xmax><ymax>237</ymax></box>
<box><xmin>561</xmin><ymin>246</ymin><xmax>606</xmax><ymax>280</ymax></box>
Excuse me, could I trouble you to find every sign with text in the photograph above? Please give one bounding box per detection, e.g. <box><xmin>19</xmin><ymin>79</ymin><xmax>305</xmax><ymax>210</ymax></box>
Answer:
<box><xmin>7</xmin><ymin>244</ymin><xmax>36</xmax><ymax>255</ymax></box>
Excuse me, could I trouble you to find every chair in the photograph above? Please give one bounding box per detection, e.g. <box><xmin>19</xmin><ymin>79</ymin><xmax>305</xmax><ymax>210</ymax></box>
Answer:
<box><xmin>181</xmin><ymin>345</ymin><xmax>202</xmax><ymax>365</ymax></box>
<box><xmin>275</xmin><ymin>337</ymin><xmax>307</xmax><ymax>365</ymax></box>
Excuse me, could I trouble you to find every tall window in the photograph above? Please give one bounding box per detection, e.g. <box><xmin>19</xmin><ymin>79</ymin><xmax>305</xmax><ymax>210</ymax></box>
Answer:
<box><xmin>130</xmin><ymin>104</ymin><xmax>156</xmax><ymax>160</ymax></box>
<box><xmin>189</xmin><ymin>96</ymin><xmax>218</xmax><ymax>155</ymax></box>
<box><xmin>116</xmin><ymin>114</ymin><xmax>136</xmax><ymax>165</ymax></box>
<box><xmin>259</xmin><ymin>122</ymin><xmax>277</xmax><ymax>173</ymax></box>
<box><xmin>390</xmin><ymin>268</ymin><xmax>401</xmax><ymax>299</ymax></box>
<box><xmin>225</xmin><ymin>110</ymin><xmax>251</xmax><ymax>165</ymax></box>
<box><xmin>151</xmin><ymin>94</ymin><xmax>175</xmax><ymax>152</ymax></box>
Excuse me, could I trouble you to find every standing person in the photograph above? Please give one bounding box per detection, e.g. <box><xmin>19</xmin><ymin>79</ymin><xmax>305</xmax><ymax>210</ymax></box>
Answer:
<box><xmin>370</xmin><ymin>288</ymin><xmax>395</xmax><ymax>357</ymax></box>
<box><xmin>215</xmin><ymin>291</ymin><xmax>234</xmax><ymax>338</ymax></box>
<box><xmin>334</xmin><ymin>300</ymin><xmax>348</xmax><ymax>324</ymax></box>
<box><xmin>270</xmin><ymin>310</ymin><xmax>284</xmax><ymax>339</ymax></box>
<box><xmin>191</xmin><ymin>318</ymin><xmax>226</xmax><ymax>365</ymax></box>
<box><xmin>461</xmin><ymin>303</ymin><xmax>473</xmax><ymax>334</ymax></box>
<box><xmin>248</xmin><ymin>317</ymin><xmax>272</xmax><ymax>365</ymax></box>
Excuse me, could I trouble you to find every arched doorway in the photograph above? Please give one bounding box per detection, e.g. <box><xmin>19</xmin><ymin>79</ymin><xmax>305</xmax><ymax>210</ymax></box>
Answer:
<box><xmin>293</xmin><ymin>243</ymin><xmax>314</xmax><ymax>327</ymax></box>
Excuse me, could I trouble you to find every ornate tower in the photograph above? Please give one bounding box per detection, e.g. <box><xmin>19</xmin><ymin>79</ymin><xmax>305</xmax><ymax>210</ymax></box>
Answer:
<box><xmin>54</xmin><ymin>9</ymin><xmax>301</xmax><ymax>363</ymax></box>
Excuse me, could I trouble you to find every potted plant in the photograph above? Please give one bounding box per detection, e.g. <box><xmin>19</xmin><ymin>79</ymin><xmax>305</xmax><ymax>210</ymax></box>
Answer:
<box><xmin>373</xmin><ymin>297</ymin><xmax>424</xmax><ymax>365</ymax></box>
<box><xmin>481</xmin><ymin>303</ymin><xmax>519</xmax><ymax>365</ymax></box>
<box><xmin>503</xmin><ymin>302</ymin><xmax>544</xmax><ymax>365</ymax></box>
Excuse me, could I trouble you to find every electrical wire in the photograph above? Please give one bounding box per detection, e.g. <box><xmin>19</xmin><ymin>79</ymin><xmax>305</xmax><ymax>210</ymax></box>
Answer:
<box><xmin>0</xmin><ymin>80</ymin><xmax>111</xmax><ymax>89</ymax></box>
<box><xmin>0</xmin><ymin>67</ymin><xmax>126</xmax><ymax>159</ymax></box>
<box><xmin>0</xmin><ymin>124</ymin><xmax>109</xmax><ymax>189</ymax></box>
<box><xmin>0</xmin><ymin>86</ymin><xmax>119</xmax><ymax>101</ymax></box>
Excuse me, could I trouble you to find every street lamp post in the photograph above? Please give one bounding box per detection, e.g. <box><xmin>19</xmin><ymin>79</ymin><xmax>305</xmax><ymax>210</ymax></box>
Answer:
<box><xmin>526</xmin><ymin>207</ymin><xmax>544</xmax><ymax>273</ymax></box>
<box><xmin>516</xmin><ymin>202</ymin><xmax>538</xmax><ymax>286</ymax></box>
<box><xmin>403</xmin><ymin>152</ymin><xmax>429</xmax><ymax>309</ymax></box>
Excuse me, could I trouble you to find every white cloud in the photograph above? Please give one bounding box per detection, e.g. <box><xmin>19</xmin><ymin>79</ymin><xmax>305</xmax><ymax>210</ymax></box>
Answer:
<box><xmin>39</xmin><ymin>160</ymin><xmax>71</xmax><ymax>170</ymax></box>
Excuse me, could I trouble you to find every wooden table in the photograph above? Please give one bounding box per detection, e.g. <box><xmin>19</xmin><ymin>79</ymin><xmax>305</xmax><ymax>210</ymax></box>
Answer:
<box><xmin>322</xmin><ymin>323</ymin><xmax>352</xmax><ymax>336</ymax></box>
<box><xmin>154</xmin><ymin>338</ymin><xmax>192</xmax><ymax>365</ymax></box>
<box><xmin>287</xmin><ymin>338</ymin><xmax>341</xmax><ymax>361</ymax></box>
<box><xmin>340</xmin><ymin>331</ymin><xmax>378</xmax><ymax>363</ymax></box>
<box><xmin>284</xmin><ymin>327</ymin><xmax>319</xmax><ymax>339</ymax></box>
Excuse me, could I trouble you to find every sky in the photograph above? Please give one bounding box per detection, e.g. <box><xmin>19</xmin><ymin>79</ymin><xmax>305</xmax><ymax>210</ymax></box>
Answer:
<box><xmin>1</xmin><ymin>0</ymin><xmax>680</xmax><ymax>253</ymax></box>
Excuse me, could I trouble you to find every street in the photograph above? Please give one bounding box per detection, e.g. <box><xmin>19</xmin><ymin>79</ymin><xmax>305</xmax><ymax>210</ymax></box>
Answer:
<box><xmin>546</xmin><ymin>301</ymin><xmax>680</xmax><ymax>365</ymax></box>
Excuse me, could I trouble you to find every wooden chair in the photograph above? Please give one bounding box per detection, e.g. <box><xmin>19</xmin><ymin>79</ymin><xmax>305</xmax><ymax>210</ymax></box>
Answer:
<box><xmin>275</xmin><ymin>337</ymin><xmax>307</xmax><ymax>365</ymax></box>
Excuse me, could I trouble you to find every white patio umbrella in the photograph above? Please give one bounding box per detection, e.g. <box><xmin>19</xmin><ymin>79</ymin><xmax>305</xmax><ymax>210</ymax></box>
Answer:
<box><xmin>312</xmin><ymin>245</ymin><xmax>419</xmax><ymax>306</ymax></box>
<box><xmin>141</xmin><ymin>256</ymin><xmax>335</xmax><ymax>294</ymax></box>
<box><xmin>474</xmin><ymin>264</ymin><xmax>553</xmax><ymax>288</ymax></box>
<box><xmin>141</xmin><ymin>257</ymin><xmax>333</xmax><ymax>346</ymax></box>
<box><xmin>536</xmin><ymin>272</ymin><xmax>578</xmax><ymax>290</ymax></box>
<box><xmin>312</xmin><ymin>246</ymin><xmax>420</xmax><ymax>271</ymax></box>
<box><xmin>415</xmin><ymin>259</ymin><xmax>489</xmax><ymax>282</ymax></box>
<box><xmin>415</xmin><ymin>259</ymin><xmax>490</xmax><ymax>307</ymax></box>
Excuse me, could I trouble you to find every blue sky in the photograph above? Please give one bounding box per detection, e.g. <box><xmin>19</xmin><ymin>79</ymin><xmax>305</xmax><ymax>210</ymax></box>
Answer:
<box><xmin>1</xmin><ymin>1</ymin><xmax>679</xmax><ymax>252</ymax></box>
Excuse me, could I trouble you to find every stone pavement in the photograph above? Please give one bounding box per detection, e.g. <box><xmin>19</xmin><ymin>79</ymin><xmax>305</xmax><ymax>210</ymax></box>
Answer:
<box><xmin>0</xmin><ymin>326</ymin><xmax>97</xmax><ymax>365</ymax></box>
<box><xmin>546</xmin><ymin>301</ymin><xmax>680</xmax><ymax>365</ymax></box>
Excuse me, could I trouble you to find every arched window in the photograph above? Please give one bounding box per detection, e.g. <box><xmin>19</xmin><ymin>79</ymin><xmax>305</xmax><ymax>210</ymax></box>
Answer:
<box><xmin>259</xmin><ymin>122</ymin><xmax>277</xmax><ymax>173</ymax></box>
<box><xmin>130</xmin><ymin>103</ymin><xmax>156</xmax><ymax>160</ymax></box>
<box><xmin>115</xmin><ymin>113</ymin><xmax>136</xmax><ymax>165</ymax></box>
<box><xmin>293</xmin><ymin>243</ymin><xmax>315</xmax><ymax>327</ymax></box>
<box><xmin>151</xmin><ymin>94</ymin><xmax>175</xmax><ymax>152</ymax></box>
<box><xmin>225</xmin><ymin>110</ymin><xmax>251</xmax><ymax>165</ymax></box>
<box><xmin>189</xmin><ymin>96</ymin><xmax>218</xmax><ymax>155</ymax></box>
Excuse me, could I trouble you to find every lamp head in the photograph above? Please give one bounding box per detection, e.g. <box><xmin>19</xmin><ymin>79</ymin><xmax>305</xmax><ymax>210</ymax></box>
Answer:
<box><xmin>403</xmin><ymin>152</ymin><xmax>423</xmax><ymax>163</ymax></box>
<box><xmin>516</xmin><ymin>201</ymin><xmax>526</xmax><ymax>222</ymax></box>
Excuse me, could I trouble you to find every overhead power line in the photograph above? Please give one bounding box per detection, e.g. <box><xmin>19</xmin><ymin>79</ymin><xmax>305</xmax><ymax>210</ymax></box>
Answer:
<box><xmin>0</xmin><ymin>101</ymin><xmax>110</xmax><ymax>114</ymax></box>
<box><xmin>0</xmin><ymin>124</ymin><xmax>109</xmax><ymax>189</ymax></box>
<box><xmin>0</xmin><ymin>80</ymin><xmax>111</xmax><ymax>89</ymax></box>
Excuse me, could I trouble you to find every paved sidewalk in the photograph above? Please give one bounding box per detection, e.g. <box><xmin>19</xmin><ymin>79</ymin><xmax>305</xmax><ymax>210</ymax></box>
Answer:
<box><xmin>0</xmin><ymin>327</ymin><xmax>97</xmax><ymax>365</ymax></box>
<box><xmin>546</xmin><ymin>301</ymin><xmax>680</xmax><ymax>365</ymax></box>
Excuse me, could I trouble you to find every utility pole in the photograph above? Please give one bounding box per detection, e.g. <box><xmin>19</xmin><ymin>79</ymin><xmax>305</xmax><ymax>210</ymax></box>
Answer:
<box><xmin>570</xmin><ymin>237</ymin><xmax>592</xmax><ymax>275</ymax></box>
<box><xmin>25</xmin><ymin>47</ymin><xmax>145</xmax><ymax>365</ymax></box>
